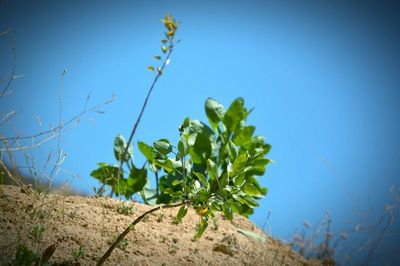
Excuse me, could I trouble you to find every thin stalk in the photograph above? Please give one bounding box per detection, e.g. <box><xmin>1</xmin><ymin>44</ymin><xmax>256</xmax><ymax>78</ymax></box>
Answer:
<box><xmin>116</xmin><ymin>45</ymin><xmax>175</xmax><ymax>193</ymax></box>
<box><xmin>96</xmin><ymin>200</ymin><xmax>186</xmax><ymax>266</ymax></box>
<box><xmin>155</xmin><ymin>171</ymin><xmax>159</xmax><ymax>198</ymax></box>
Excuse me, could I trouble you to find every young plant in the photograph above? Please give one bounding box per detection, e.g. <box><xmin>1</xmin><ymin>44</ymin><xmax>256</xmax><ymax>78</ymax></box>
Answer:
<box><xmin>93</xmin><ymin>14</ymin><xmax>272</xmax><ymax>265</ymax></box>
<box><xmin>71</xmin><ymin>246</ymin><xmax>85</xmax><ymax>262</ymax></box>
<box><xmin>91</xmin><ymin>13</ymin><xmax>180</xmax><ymax>200</ymax></box>
<box><xmin>116</xmin><ymin>202</ymin><xmax>134</xmax><ymax>215</ymax></box>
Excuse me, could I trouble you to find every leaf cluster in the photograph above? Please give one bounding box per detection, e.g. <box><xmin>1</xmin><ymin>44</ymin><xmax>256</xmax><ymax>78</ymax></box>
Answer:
<box><xmin>148</xmin><ymin>14</ymin><xmax>180</xmax><ymax>75</ymax></box>
<box><xmin>91</xmin><ymin>97</ymin><xmax>272</xmax><ymax>238</ymax></box>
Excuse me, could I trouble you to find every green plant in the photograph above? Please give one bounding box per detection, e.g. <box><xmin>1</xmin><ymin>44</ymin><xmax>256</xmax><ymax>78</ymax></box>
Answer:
<box><xmin>91</xmin><ymin>13</ymin><xmax>180</xmax><ymax>201</ymax></box>
<box><xmin>93</xmin><ymin>14</ymin><xmax>272</xmax><ymax>265</ymax></box>
<box><xmin>30</xmin><ymin>223</ymin><xmax>45</xmax><ymax>242</ymax></box>
<box><xmin>116</xmin><ymin>202</ymin><xmax>134</xmax><ymax>215</ymax></box>
<box><xmin>71</xmin><ymin>246</ymin><xmax>85</xmax><ymax>262</ymax></box>
<box><xmin>9</xmin><ymin>245</ymin><xmax>38</xmax><ymax>266</ymax></box>
<box><xmin>94</xmin><ymin>96</ymin><xmax>271</xmax><ymax>231</ymax></box>
<box><xmin>4</xmin><ymin>244</ymin><xmax>56</xmax><ymax>266</ymax></box>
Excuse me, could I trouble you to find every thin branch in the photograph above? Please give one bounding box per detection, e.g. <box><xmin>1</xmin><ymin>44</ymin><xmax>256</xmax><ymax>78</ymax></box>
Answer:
<box><xmin>0</xmin><ymin>94</ymin><xmax>115</xmax><ymax>142</ymax></box>
<box><xmin>117</xmin><ymin>45</ymin><xmax>175</xmax><ymax>184</ymax></box>
<box><xmin>361</xmin><ymin>215</ymin><xmax>393</xmax><ymax>266</ymax></box>
<box><xmin>96</xmin><ymin>201</ymin><xmax>186</xmax><ymax>266</ymax></box>
<box><xmin>0</xmin><ymin>110</ymin><xmax>16</xmax><ymax>125</ymax></box>
<box><xmin>48</xmin><ymin>69</ymin><xmax>67</xmax><ymax>183</ymax></box>
<box><xmin>0</xmin><ymin>134</ymin><xmax>57</xmax><ymax>152</ymax></box>
<box><xmin>0</xmin><ymin>29</ymin><xmax>17</xmax><ymax>98</ymax></box>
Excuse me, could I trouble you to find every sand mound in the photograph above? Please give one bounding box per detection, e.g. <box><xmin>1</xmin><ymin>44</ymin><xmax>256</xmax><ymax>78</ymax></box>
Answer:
<box><xmin>0</xmin><ymin>185</ymin><xmax>318</xmax><ymax>265</ymax></box>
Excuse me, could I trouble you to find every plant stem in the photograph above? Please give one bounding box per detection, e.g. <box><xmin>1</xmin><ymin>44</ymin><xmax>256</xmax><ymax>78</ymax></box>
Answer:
<box><xmin>96</xmin><ymin>200</ymin><xmax>186</xmax><ymax>266</ymax></box>
<box><xmin>116</xmin><ymin>44</ymin><xmax>175</xmax><ymax>191</ymax></box>
<box><xmin>155</xmin><ymin>171</ymin><xmax>159</xmax><ymax>198</ymax></box>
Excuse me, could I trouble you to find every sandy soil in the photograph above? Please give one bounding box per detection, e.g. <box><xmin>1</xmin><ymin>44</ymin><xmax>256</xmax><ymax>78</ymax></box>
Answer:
<box><xmin>0</xmin><ymin>185</ymin><xmax>319</xmax><ymax>265</ymax></box>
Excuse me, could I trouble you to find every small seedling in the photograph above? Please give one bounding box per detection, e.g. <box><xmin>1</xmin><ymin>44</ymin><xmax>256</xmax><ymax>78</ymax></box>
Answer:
<box><xmin>93</xmin><ymin>186</ymin><xmax>106</xmax><ymax>197</ymax></box>
<box><xmin>212</xmin><ymin>217</ymin><xmax>219</xmax><ymax>230</ymax></box>
<box><xmin>157</xmin><ymin>211</ymin><xmax>165</xmax><ymax>222</ymax></box>
<box><xmin>30</xmin><ymin>223</ymin><xmax>45</xmax><ymax>242</ymax></box>
<box><xmin>159</xmin><ymin>235</ymin><xmax>167</xmax><ymax>244</ymax></box>
<box><xmin>71</xmin><ymin>246</ymin><xmax>85</xmax><ymax>262</ymax></box>
<box><xmin>109</xmin><ymin>235</ymin><xmax>129</xmax><ymax>251</ymax></box>
<box><xmin>116</xmin><ymin>202</ymin><xmax>133</xmax><ymax>215</ymax></box>
<box><xmin>69</xmin><ymin>208</ymin><xmax>78</xmax><ymax>220</ymax></box>
<box><xmin>168</xmin><ymin>243</ymin><xmax>179</xmax><ymax>254</ymax></box>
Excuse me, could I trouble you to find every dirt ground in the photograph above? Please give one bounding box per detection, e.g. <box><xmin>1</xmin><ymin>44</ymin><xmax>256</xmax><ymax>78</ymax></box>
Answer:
<box><xmin>0</xmin><ymin>185</ymin><xmax>320</xmax><ymax>265</ymax></box>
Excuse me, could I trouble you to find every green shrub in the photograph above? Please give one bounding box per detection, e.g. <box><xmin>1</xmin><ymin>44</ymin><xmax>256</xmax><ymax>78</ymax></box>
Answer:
<box><xmin>91</xmin><ymin>97</ymin><xmax>272</xmax><ymax>237</ymax></box>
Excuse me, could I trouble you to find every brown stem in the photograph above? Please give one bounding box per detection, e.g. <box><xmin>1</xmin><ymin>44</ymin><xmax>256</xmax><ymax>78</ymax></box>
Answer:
<box><xmin>96</xmin><ymin>200</ymin><xmax>186</xmax><ymax>266</ymax></box>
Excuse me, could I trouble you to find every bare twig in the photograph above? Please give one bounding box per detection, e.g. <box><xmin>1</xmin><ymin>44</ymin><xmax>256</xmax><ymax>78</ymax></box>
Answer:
<box><xmin>0</xmin><ymin>29</ymin><xmax>17</xmax><ymax>98</ymax></box>
<box><xmin>0</xmin><ymin>94</ymin><xmax>114</xmax><ymax>143</ymax></box>
<box><xmin>361</xmin><ymin>215</ymin><xmax>394</xmax><ymax>266</ymax></box>
<box><xmin>96</xmin><ymin>201</ymin><xmax>186</xmax><ymax>266</ymax></box>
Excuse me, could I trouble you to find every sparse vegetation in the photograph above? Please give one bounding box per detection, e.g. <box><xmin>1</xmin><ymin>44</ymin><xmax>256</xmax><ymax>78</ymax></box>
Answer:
<box><xmin>30</xmin><ymin>223</ymin><xmax>45</xmax><ymax>243</ymax></box>
<box><xmin>71</xmin><ymin>245</ymin><xmax>85</xmax><ymax>262</ymax></box>
<box><xmin>116</xmin><ymin>202</ymin><xmax>134</xmax><ymax>216</ymax></box>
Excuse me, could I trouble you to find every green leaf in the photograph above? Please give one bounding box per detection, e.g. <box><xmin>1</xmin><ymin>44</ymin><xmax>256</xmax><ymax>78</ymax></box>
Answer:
<box><xmin>179</xmin><ymin>117</ymin><xmax>190</xmax><ymax>133</ymax></box>
<box><xmin>171</xmin><ymin>179</ymin><xmax>182</xmax><ymax>186</ymax></box>
<box><xmin>237</xmin><ymin>229</ymin><xmax>266</xmax><ymax>243</ymax></box>
<box><xmin>174</xmin><ymin>206</ymin><xmax>188</xmax><ymax>224</ymax></box>
<box><xmin>154</xmin><ymin>158</ymin><xmax>174</xmax><ymax>173</ymax></box>
<box><xmin>142</xmin><ymin>187</ymin><xmax>157</xmax><ymax>205</ymax></box>
<box><xmin>221</xmin><ymin>202</ymin><xmax>233</xmax><ymax>220</ymax></box>
<box><xmin>205</xmin><ymin>98</ymin><xmax>225</xmax><ymax>129</ymax></box>
<box><xmin>189</xmin><ymin>120</ymin><xmax>215</xmax><ymax>138</ymax></box>
<box><xmin>195</xmin><ymin>216</ymin><xmax>209</xmax><ymax>239</ymax></box>
<box><xmin>247</xmin><ymin>177</ymin><xmax>268</xmax><ymax>196</ymax></box>
<box><xmin>114</xmin><ymin>134</ymin><xmax>133</xmax><ymax>162</ymax></box>
<box><xmin>228</xmin><ymin>140</ymin><xmax>238</xmax><ymax>159</ymax></box>
<box><xmin>223</xmin><ymin>97</ymin><xmax>249</xmax><ymax>133</ymax></box>
<box><xmin>127</xmin><ymin>165</ymin><xmax>147</xmax><ymax>193</ymax></box>
<box><xmin>206</xmin><ymin>159</ymin><xmax>220</xmax><ymax>183</ymax></box>
<box><xmin>148</xmin><ymin>66</ymin><xmax>154</xmax><ymax>72</ymax></box>
<box><xmin>233</xmin><ymin>126</ymin><xmax>255</xmax><ymax>146</ymax></box>
<box><xmin>161</xmin><ymin>39</ymin><xmax>168</xmax><ymax>44</ymax></box>
<box><xmin>178</xmin><ymin>136</ymin><xmax>189</xmax><ymax>157</ymax></box>
<box><xmin>242</xmin><ymin>183</ymin><xmax>261</xmax><ymax>196</ymax></box>
<box><xmin>243</xmin><ymin>195</ymin><xmax>259</xmax><ymax>208</ymax></box>
<box><xmin>117</xmin><ymin>178</ymin><xmax>133</xmax><ymax>198</ymax></box>
<box><xmin>188</xmin><ymin>133</ymin><xmax>197</xmax><ymax>146</ymax></box>
<box><xmin>246</xmin><ymin>158</ymin><xmax>271</xmax><ymax>176</ymax></box>
<box><xmin>234</xmin><ymin>173</ymin><xmax>246</xmax><ymax>187</ymax></box>
<box><xmin>193</xmin><ymin>171</ymin><xmax>209</xmax><ymax>190</ymax></box>
<box><xmin>231</xmin><ymin>153</ymin><xmax>248</xmax><ymax>177</ymax></box>
<box><xmin>229</xmin><ymin>200</ymin><xmax>243</xmax><ymax>214</ymax></box>
<box><xmin>138</xmin><ymin>141</ymin><xmax>154</xmax><ymax>162</ymax></box>
<box><xmin>90</xmin><ymin>163</ymin><xmax>120</xmax><ymax>185</ymax></box>
<box><xmin>189</xmin><ymin>133</ymin><xmax>211</xmax><ymax>164</ymax></box>
<box><xmin>15</xmin><ymin>245</ymin><xmax>38</xmax><ymax>265</ymax></box>
<box><xmin>161</xmin><ymin>46</ymin><xmax>167</xmax><ymax>53</ymax></box>
<box><xmin>153</xmin><ymin>56</ymin><xmax>161</xmax><ymax>60</ymax></box>
<box><xmin>153</xmin><ymin>139</ymin><xmax>172</xmax><ymax>155</ymax></box>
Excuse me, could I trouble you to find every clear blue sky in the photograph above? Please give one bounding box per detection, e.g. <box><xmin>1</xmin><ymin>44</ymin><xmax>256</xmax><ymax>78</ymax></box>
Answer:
<box><xmin>1</xmin><ymin>1</ymin><xmax>399</xmax><ymax>263</ymax></box>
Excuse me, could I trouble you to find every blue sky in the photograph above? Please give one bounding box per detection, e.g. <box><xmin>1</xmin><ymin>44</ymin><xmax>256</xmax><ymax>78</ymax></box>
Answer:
<box><xmin>1</xmin><ymin>0</ymin><xmax>400</xmax><ymax>263</ymax></box>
